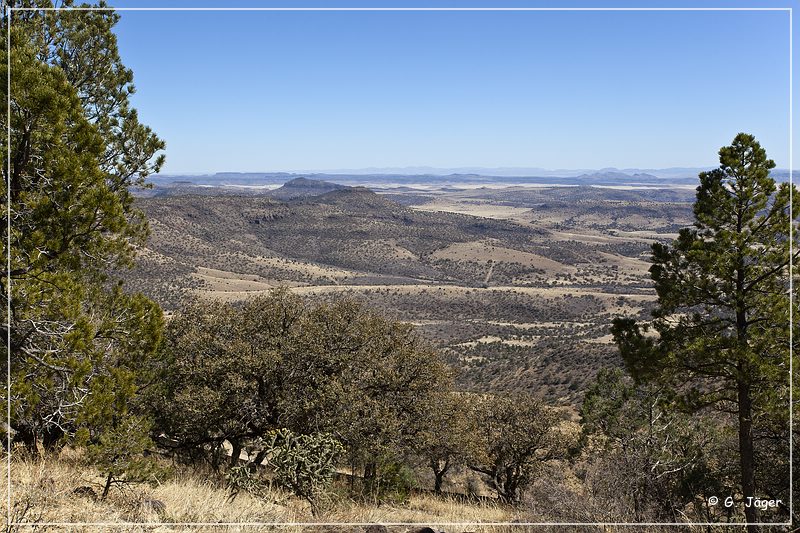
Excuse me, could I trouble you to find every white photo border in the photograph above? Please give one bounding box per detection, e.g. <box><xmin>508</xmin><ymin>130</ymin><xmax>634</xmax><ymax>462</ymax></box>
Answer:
<box><xmin>4</xmin><ymin>4</ymin><xmax>794</xmax><ymax>528</ymax></box>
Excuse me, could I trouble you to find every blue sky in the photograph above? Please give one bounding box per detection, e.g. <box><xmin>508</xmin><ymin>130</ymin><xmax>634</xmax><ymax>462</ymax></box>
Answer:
<box><xmin>104</xmin><ymin>1</ymin><xmax>794</xmax><ymax>173</ymax></box>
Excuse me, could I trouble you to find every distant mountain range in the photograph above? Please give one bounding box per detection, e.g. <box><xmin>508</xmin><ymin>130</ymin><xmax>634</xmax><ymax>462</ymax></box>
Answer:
<box><xmin>270</xmin><ymin>166</ymin><xmax>717</xmax><ymax>179</ymax></box>
<box><xmin>144</xmin><ymin>168</ymin><xmax>796</xmax><ymax>192</ymax></box>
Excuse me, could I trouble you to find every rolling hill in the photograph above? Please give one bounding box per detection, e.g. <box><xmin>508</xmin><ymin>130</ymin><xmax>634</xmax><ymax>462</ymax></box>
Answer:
<box><xmin>120</xmin><ymin>182</ymin><xmax>693</xmax><ymax>404</ymax></box>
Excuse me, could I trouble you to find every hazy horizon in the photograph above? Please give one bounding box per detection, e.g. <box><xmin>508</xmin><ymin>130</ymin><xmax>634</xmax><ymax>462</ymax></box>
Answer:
<box><xmin>152</xmin><ymin>165</ymin><xmax>797</xmax><ymax>179</ymax></box>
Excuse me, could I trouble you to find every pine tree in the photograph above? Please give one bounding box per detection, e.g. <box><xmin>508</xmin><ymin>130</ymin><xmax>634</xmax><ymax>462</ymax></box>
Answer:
<box><xmin>612</xmin><ymin>133</ymin><xmax>798</xmax><ymax>529</ymax></box>
<box><xmin>1</xmin><ymin>2</ymin><xmax>165</xmax><ymax>449</ymax></box>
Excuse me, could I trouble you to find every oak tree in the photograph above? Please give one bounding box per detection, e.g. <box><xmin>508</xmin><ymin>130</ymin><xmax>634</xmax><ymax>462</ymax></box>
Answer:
<box><xmin>467</xmin><ymin>392</ymin><xmax>563</xmax><ymax>503</ymax></box>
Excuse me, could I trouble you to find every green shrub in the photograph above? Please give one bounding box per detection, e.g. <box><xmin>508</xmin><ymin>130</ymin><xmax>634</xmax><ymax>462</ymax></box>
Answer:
<box><xmin>374</xmin><ymin>461</ymin><xmax>416</xmax><ymax>503</ymax></box>
<box><xmin>82</xmin><ymin>416</ymin><xmax>166</xmax><ymax>500</ymax></box>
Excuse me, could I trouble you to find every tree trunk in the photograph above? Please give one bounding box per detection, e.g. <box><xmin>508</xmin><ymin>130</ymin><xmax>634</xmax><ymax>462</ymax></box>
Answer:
<box><xmin>250</xmin><ymin>449</ymin><xmax>269</xmax><ymax>470</ymax></box>
<box><xmin>308</xmin><ymin>496</ymin><xmax>320</xmax><ymax>518</ymax></box>
<box><xmin>42</xmin><ymin>426</ymin><xmax>63</xmax><ymax>450</ymax></box>
<box><xmin>229</xmin><ymin>440</ymin><xmax>242</xmax><ymax>467</ymax></box>
<box><xmin>434</xmin><ymin>470</ymin><xmax>444</xmax><ymax>493</ymax></box>
<box><xmin>349</xmin><ymin>461</ymin><xmax>355</xmax><ymax>493</ymax></box>
<box><xmin>734</xmin><ymin>234</ymin><xmax>758</xmax><ymax>532</ymax></box>
<box><xmin>101</xmin><ymin>471</ymin><xmax>113</xmax><ymax>501</ymax></box>
<box><xmin>738</xmin><ymin>379</ymin><xmax>759</xmax><ymax>531</ymax></box>
<box><xmin>431</xmin><ymin>457</ymin><xmax>449</xmax><ymax>493</ymax></box>
<box><xmin>17</xmin><ymin>426</ymin><xmax>38</xmax><ymax>456</ymax></box>
<box><xmin>500</xmin><ymin>465</ymin><xmax>518</xmax><ymax>504</ymax></box>
<box><xmin>364</xmin><ymin>461</ymin><xmax>378</xmax><ymax>496</ymax></box>
<box><xmin>364</xmin><ymin>461</ymin><xmax>376</xmax><ymax>480</ymax></box>
<box><xmin>211</xmin><ymin>442</ymin><xmax>223</xmax><ymax>471</ymax></box>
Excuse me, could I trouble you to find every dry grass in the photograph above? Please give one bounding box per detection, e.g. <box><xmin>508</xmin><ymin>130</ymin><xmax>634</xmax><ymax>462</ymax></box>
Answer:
<box><xmin>192</xmin><ymin>267</ymin><xmax>277</xmax><ymax>292</ymax></box>
<box><xmin>410</xmin><ymin>200</ymin><xmax>535</xmax><ymax>222</ymax></box>
<box><xmin>2</xmin><ymin>452</ymin><xmax>530</xmax><ymax>532</ymax></box>
<box><xmin>428</xmin><ymin>241</ymin><xmax>573</xmax><ymax>275</ymax></box>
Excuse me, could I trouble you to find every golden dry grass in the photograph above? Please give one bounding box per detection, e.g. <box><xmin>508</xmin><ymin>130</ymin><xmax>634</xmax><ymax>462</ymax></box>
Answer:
<box><xmin>409</xmin><ymin>201</ymin><xmax>535</xmax><ymax>222</ymax></box>
<box><xmin>428</xmin><ymin>241</ymin><xmax>573</xmax><ymax>275</ymax></box>
<box><xmin>192</xmin><ymin>267</ymin><xmax>277</xmax><ymax>292</ymax></box>
<box><xmin>2</xmin><ymin>452</ymin><xmax>528</xmax><ymax>532</ymax></box>
<box><xmin>191</xmin><ymin>282</ymin><xmax>655</xmax><ymax>312</ymax></box>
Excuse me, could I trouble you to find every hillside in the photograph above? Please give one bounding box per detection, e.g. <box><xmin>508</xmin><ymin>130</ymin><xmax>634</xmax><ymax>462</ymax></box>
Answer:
<box><xmin>268</xmin><ymin>177</ymin><xmax>349</xmax><ymax>200</ymax></box>
<box><xmin>121</xmin><ymin>183</ymin><xmax>694</xmax><ymax>405</ymax></box>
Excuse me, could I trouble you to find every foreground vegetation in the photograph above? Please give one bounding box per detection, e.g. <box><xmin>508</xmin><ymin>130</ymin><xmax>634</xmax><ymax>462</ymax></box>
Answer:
<box><xmin>5</xmin><ymin>451</ymin><xmax>516</xmax><ymax>529</ymax></box>
<box><xmin>2</xmin><ymin>2</ymin><xmax>797</xmax><ymax>530</ymax></box>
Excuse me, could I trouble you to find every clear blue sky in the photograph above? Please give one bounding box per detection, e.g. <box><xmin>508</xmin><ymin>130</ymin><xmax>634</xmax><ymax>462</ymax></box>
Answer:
<box><xmin>106</xmin><ymin>1</ymin><xmax>794</xmax><ymax>173</ymax></box>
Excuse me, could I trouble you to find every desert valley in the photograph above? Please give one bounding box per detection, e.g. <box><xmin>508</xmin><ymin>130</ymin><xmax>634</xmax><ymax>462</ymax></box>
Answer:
<box><xmin>124</xmin><ymin>172</ymin><xmax>698</xmax><ymax>406</ymax></box>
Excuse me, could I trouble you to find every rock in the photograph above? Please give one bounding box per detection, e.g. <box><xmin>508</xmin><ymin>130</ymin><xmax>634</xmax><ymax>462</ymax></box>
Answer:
<box><xmin>0</xmin><ymin>421</ymin><xmax>16</xmax><ymax>439</ymax></box>
<box><xmin>141</xmin><ymin>498</ymin><xmax>166</xmax><ymax>515</ymax></box>
<box><xmin>365</xmin><ymin>526</ymin><xmax>388</xmax><ymax>533</ymax></box>
<box><xmin>72</xmin><ymin>486</ymin><xmax>97</xmax><ymax>501</ymax></box>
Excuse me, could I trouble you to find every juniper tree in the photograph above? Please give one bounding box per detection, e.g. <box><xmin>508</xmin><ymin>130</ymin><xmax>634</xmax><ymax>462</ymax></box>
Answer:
<box><xmin>612</xmin><ymin>133</ymin><xmax>798</xmax><ymax>529</ymax></box>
